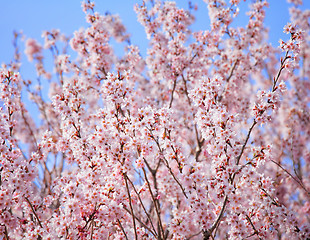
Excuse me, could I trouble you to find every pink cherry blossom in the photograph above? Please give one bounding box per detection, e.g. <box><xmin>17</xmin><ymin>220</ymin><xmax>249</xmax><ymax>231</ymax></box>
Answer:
<box><xmin>1</xmin><ymin>0</ymin><xmax>310</xmax><ymax>239</ymax></box>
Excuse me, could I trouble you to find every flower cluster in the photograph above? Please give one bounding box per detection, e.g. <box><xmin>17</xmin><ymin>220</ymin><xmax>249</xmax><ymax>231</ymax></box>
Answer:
<box><xmin>252</xmin><ymin>82</ymin><xmax>286</xmax><ymax>124</ymax></box>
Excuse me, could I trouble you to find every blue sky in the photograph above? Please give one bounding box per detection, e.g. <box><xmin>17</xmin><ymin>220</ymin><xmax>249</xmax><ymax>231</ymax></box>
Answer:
<box><xmin>1</xmin><ymin>1</ymin><xmax>309</xmax><ymax>76</ymax></box>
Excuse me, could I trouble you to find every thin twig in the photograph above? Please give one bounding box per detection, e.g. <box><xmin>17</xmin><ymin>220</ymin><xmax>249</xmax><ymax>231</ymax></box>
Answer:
<box><xmin>169</xmin><ymin>78</ymin><xmax>177</xmax><ymax>108</ymax></box>
<box><xmin>117</xmin><ymin>219</ymin><xmax>129</xmax><ymax>240</ymax></box>
<box><xmin>162</xmin><ymin>156</ymin><xmax>188</xmax><ymax>199</ymax></box>
<box><xmin>122</xmin><ymin>205</ymin><xmax>157</xmax><ymax>238</ymax></box>
<box><xmin>271</xmin><ymin>160</ymin><xmax>310</xmax><ymax>197</ymax></box>
<box><xmin>186</xmin><ymin>230</ymin><xmax>202</xmax><ymax>240</ymax></box>
<box><xmin>194</xmin><ymin>124</ymin><xmax>204</xmax><ymax>162</ymax></box>
<box><xmin>147</xmin><ymin>129</ymin><xmax>188</xmax><ymax>199</ymax></box>
<box><xmin>142</xmin><ymin>168</ymin><xmax>165</xmax><ymax>239</ymax></box>
<box><xmin>218</xmin><ymin>59</ymin><xmax>239</xmax><ymax>102</ymax></box>
<box><xmin>25</xmin><ymin>197</ymin><xmax>43</xmax><ymax>228</ymax></box>
<box><xmin>203</xmin><ymin>196</ymin><xmax>228</xmax><ymax>240</ymax></box>
<box><xmin>245</xmin><ymin>214</ymin><xmax>262</xmax><ymax>240</ymax></box>
<box><xmin>272</xmin><ymin>51</ymin><xmax>289</xmax><ymax>92</ymax></box>
<box><xmin>236</xmin><ymin>120</ymin><xmax>257</xmax><ymax>166</ymax></box>
<box><xmin>181</xmin><ymin>74</ymin><xmax>191</xmax><ymax>105</ymax></box>
<box><xmin>126</xmin><ymin>175</ymin><xmax>158</xmax><ymax>237</ymax></box>
<box><xmin>123</xmin><ymin>173</ymin><xmax>138</xmax><ymax>240</ymax></box>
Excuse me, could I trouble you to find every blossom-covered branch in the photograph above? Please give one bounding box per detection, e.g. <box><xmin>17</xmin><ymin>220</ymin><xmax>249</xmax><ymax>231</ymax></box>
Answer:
<box><xmin>0</xmin><ymin>0</ymin><xmax>309</xmax><ymax>239</ymax></box>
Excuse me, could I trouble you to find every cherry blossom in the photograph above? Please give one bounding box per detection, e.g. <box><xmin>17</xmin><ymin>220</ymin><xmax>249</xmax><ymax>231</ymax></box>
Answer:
<box><xmin>1</xmin><ymin>0</ymin><xmax>309</xmax><ymax>239</ymax></box>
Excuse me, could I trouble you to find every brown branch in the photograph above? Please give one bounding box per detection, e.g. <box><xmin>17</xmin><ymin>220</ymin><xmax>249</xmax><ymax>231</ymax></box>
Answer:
<box><xmin>181</xmin><ymin>74</ymin><xmax>191</xmax><ymax>105</ymax></box>
<box><xmin>271</xmin><ymin>160</ymin><xmax>310</xmax><ymax>198</ymax></box>
<box><xmin>218</xmin><ymin>59</ymin><xmax>239</xmax><ymax>102</ymax></box>
<box><xmin>187</xmin><ymin>230</ymin><xmax>203</xmax><ymax>240</ymax></box>
<box><xmin>142</xmin><ymin>168</ymin><xmax>165</xmax><ymax>239</ymax></box>
<box><xmin>90</xmin><ymin>217</ymin><xmax>94</xmax><ymax>240</ymax></box>
<box><xmin>3</xmin><ymin>225</ymin><xmax>9</xmax><ymax>240</ymax></box>
<box><xmin>82</xmin><ymin>204</ymin><xmax>101</xmax><ymax>231</ymax></box>
<box><xmin>203</xmin><ymin>196</ymin><xmax>228</xmax><ymax>240</ymax></box>
<box><xmin>245</xmin><ymin>214</ymin><xmax>262</xmax><ymax>240</ymax></box>
<box><xmin>162</xmin><ymin>156</ymin><xmax>188</xmax><ymax>199</ymax></box>
<box><xmin>122</xmin><ymin>205</ymin><xmax>157</xmax><ymax>238</ymax></box>
<box><xmin>169</xmin><ymin>78</ymin><xmax>177</xmax><ymax>108</ymax></box>
<box><xmin>236</xmin><ymin>120</ymin><xmax>257</xmax><ymax>166</ymax></box>
<box><xmin>143</xmin><ymin>157</ymin><xmax>156</xmax><ymax>176</ymax></box>
<box><xmin>147</xmin><ymin>129</ymin><xmax>188</xmax><ymax>199</ymax></box>
<box><xmin>260</xmin><ymin>187</ymin><xmax>281</xmax><ymax>207</ymax></box>
<box><xmin>203</xmin><ymin>48</ymin><xmax>292</xmax><ymax>240</ymax></box>
<box><xmin>168</xmin><ymin>51</ymin><xmax>197</xmax><ymax>109</ymax></box>
<box><xmin>25</xmin><ymin>197</ymin><xmax>43</xmax><ymax>228</ymax></box>
<box><xmin>272</xmin><ymin>50</ymin><xmax>289</xmax><ymax>91</ymax></box>
<box><xmin>204</xmin><ymin>121</ymin><xmax>257</xmax><ymax>239</ymax></box>
<box><xmin>226</xmin><ymin>60</ymin><xmax>239</xmax><ymax>83</ymax></box>
<box><xmin>123</xmin><ymin>173</ymin><xmax>138</xmax><ymax>240</ymax></box>
<box><xmin>180</xmin><ymin>74</ymin><xmax>204</xmax><ymax>162</ymax></box>
<box><xmin>117</xmin><ymin>219</ymin><xmax>129</xmax><ymax>240</ymax></box>
<box><xmin>126</xmin><ymin>175</ymin><xmax>158</xmax><ymax>237</ymax></box>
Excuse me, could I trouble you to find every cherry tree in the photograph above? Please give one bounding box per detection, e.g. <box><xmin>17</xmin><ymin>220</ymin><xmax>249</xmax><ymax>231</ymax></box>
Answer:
<box><xmin>1</xmin><ymin>0</ymin><xmax>310</xmax><ymax>239</ymax></box>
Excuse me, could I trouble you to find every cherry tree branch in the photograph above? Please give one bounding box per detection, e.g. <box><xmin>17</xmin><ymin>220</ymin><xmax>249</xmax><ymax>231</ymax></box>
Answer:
<box><xmin>125</xmin><ymin>176</ymin><xmax>158</xmax><ymax>237</ymax></box>
<box><xmin>218</xmin><ymin>59</ymin><xmax>239</xmax><ymax>102</ymax></box>
<box><xmin>272</xmin><ymin>51</ymin><xmax>289</xmax><ymax>92</ymax></box>
<box><xmin>117</xmin><ymin>219</ymin><xmax>129</xmax><ymax>240</ymax></box>
<box><xmin>236</xmin><ymin>120</ymin><xmax>257</xmax><ymax>166</ymax></box>
<box><xmin>142</xmin><ymin>167</ymin><xmax>165</xmax><ymax>239</ymax></box>
<box><xmin>123</xmin><ymin>173</ymin><xmax>138</xmax><ymax>240</ymax></box>
<box><xmin>25</xmin><ymin>197</ymin><xmax>43</xmax><ymax>228</ymax></box>
<box><xmin>245</xmin><ymin>214</ymin><xmax>262</xmax><ymax>240</ymax></box>
<box><xmin>271</xmin><ymin>160</ymin><xmax>310</xmax><ymax>198</ymax></box>
<box><xmin>169</xmin><ymin>77</ymin><xmax>178</xmax><ymax>108</ymax></box>
<box><xmin>203</xmin><ymin>196</ymin><xmax>228</xmax><ymax>240</ymax></box>
<box><xmin>123</xmin><ymin>205</ymin><xmax>158</xmax><ymax>238</ymax></box>
<box><xmin>148</xmin><ymin>128</ymin><xmax>188</xmax><ymax>199</ymax></box>
<box><xmin>204</xmin><ymin>47</ymin><xmax>290</xmax><ymax>238</ymax></box>
<box><xmin>180</xmin><ymin>73</ymin><xmax>204</xmax><ymax>162</ymax></box>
